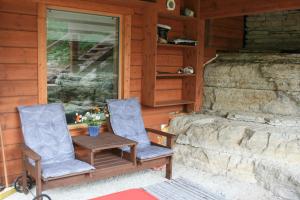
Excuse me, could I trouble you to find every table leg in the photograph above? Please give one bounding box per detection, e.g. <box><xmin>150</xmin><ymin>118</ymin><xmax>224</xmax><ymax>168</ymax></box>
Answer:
<box><xmin>89</xmin><ymin>151</ymin><xmax>94</xmax><ymax>166</ymax></box>
<box><xmin>130</xmin><ymin>145</ymin><xmax>136</xmax><ymax>166</ymax></box>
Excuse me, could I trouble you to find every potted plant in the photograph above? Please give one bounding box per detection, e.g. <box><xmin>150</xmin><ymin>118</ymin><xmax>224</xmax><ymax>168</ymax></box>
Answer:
<box><xmin>75</xmin><ymin>107</ymin><xmax>106</xmax><ymax>137</ymax></box>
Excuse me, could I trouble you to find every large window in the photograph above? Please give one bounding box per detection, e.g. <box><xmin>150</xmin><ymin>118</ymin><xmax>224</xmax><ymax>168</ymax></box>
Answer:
<box><xmin>47</xmin><ymin>9</ymin><xmax>120</xmax><ymax>124</ymax></box>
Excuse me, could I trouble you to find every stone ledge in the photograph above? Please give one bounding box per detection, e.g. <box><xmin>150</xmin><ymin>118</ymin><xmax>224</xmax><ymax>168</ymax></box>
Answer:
<box><xmin>170</xmin><ymin>114</ymin><xmax>300</xmax><ymax>199</ymax></box>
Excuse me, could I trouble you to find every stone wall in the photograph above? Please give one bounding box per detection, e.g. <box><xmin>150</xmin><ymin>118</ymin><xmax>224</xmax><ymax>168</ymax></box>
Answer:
<box><xmin>170</xmin><ymin>114</ymin><xmax>300</xmax><ymax>200</ymax></box>
<box><xmin>245</xmin><ymin>10</ymin><xmax>300</xmax><ymax>52</ymax></box>
<box><xmin>203</xmin><ymin>53</ymin><xmax>300</xmax><ymax>116</ymax></box>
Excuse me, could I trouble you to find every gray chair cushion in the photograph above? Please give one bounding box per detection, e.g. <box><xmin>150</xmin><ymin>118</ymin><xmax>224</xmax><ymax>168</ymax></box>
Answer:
<box><xmin>107</xmin><ymin>98</ymin><xmax>151</xmax><ymax>148</ymax></box>
<box><xmin>123</xmin><ymin>145</ymin><xmax>173</xmax><ymax>160</ymax></box>
<box><xmin>42</xmin><ymin>159</ymin><xmax>94</xmax><ymax>180</ymax></box>
<box><xmin>18</xmin><ymin>103</ymin><xmax>75</xmax><ymax>165</ymax></box>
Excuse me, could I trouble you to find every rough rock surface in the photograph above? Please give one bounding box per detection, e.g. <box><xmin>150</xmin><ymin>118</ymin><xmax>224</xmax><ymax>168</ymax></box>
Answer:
<box><xmin>171</xmin><ymin>53</ymin><xmax>300</xmax><ymax>199</ymax></box>
<box><xmin>203</xmin><ymin>53</ymin><xmax>300</xmax><ymax>116</ymax></box>
<box><xmin>170</xmin><ymin>113</ymin><xmax>300</xmax><ymax>200</ymax></box>
<box><xmin>245</xmin><ymin>10</ymin><xmax>300</xmax><ymax>52</ymax></box>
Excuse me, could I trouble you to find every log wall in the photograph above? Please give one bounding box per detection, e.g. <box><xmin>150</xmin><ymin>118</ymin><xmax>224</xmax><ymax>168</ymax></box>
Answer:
<box><xmin>0</xmin><ymin>0</ymin><xmax>184</xmax><ymax>184</ymax></box>
<box><xmin>204</xmin><ymin>16</ymin><xmax>245</xmax><ymax>62</ymax></box>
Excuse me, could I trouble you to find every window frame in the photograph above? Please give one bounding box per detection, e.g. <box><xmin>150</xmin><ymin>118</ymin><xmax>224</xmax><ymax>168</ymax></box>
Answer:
<box><xmin>37</xmin><ymin>2</ymin><xmax>132</xmax><ymax>105</ymax></box>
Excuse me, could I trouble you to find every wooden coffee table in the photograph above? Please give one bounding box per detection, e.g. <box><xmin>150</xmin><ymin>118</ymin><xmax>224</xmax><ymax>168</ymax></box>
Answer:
<box><xmin>72</xmin><ymin>133</ymin><xmax>137</xmax><ymax>170</ymax></box>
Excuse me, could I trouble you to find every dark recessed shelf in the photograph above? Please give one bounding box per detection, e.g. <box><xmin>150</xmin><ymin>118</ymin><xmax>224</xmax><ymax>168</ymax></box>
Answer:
<box><xmin>156</xmin><ymin>73</ymin><xmax>196</xmax><ymax>78</ymax></box>
<box><xmin>157</xmin><ymin>43</ymin><xmax>198</xmax><ymax>48</ymax></box>
<box><xmin>158</xmin><ymin>13</ymin><xmax>197</xmax><ymax>21</ymax></box>
<box><xmin>154</xmin><ymin>100</ymin><xmax>194</xmax><ymax>107</ymax></box>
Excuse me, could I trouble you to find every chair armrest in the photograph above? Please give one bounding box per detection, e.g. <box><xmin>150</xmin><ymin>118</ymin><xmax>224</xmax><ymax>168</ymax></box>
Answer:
<box><xmin>146</xmin><ymin>128</ymin><xmax>176</xmax><ymax>149</ymax></box>
<box><xmin>145</xmin><ymin>128</ymin><xmax>175</xmax><ymax>138</ymax></box>
<box><xmin>23</xmin><ymin>145</ymin><xmax>41</xmax><ymax>161</ymax></box>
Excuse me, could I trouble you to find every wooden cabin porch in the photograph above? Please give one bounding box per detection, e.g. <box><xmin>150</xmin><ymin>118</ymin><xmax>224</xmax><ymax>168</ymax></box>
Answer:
<box><xmin>1</xmin><ymin>0</ymin><xmax>300</xmax><ymax>199</ymax></box>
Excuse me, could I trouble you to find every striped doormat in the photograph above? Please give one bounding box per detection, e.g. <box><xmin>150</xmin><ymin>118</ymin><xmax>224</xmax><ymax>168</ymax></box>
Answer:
<box><xmin>144</xmin><ymin>177</ymin><xmax>225</xmax><ymax>200</ymax></box>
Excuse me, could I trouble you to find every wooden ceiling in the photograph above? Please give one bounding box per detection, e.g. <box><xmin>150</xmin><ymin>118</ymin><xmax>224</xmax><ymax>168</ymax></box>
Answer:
<box><xmin>200</xmin><ymin>0</ymin><xmax>300</xmax><ymax>19</ymax></box>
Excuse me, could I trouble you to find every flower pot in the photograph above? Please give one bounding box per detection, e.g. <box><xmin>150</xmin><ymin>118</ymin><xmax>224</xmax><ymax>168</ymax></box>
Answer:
<box><xmin>88</xmin><ymin>125</ymin><xmax>100</xmax><ymax>137</ymax></box>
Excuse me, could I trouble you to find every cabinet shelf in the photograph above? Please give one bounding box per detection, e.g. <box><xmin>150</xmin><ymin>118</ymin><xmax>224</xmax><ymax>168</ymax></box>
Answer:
<box><xmin>154</xmin><ymin>100</ymin><xmax>194</xmax><ymax>107</ymax></box>
<box><xmin>142</xmin><ymin>1</ymin><xmax>200</xmax><ymax>111</ymax></box>
<box><xmin>156</xmin><ymin>73</ymin><xmax>196</xmax><ymax>78</ymax></box>
<box><xmin>157</xmin><ymin>43</ymin><xmax>198</xmax><ymax>48</ymax></box>
<box><xmin>158</xmin><ymin>13</ymin><xmax>197</xmax><ymax>22</ymax></box>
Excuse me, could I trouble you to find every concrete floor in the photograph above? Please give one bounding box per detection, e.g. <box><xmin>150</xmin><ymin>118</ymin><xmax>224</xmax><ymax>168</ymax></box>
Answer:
<box><xmin>7</xmin><ymin>164</ymin><xmax>281</xmax><ymax>200</ymax></box>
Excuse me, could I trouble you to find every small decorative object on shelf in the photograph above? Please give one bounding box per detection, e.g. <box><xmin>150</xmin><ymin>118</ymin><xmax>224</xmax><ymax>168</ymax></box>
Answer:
<box><xmin>166</xmin><ymin>0</ymin><xmax>176</xmax><ymax>11</ymax></box>
<box><xmin>183</xmin><ymin>8</ymin><xmax>195</xmax><ymax>17</ymax></box>
<box><xmin>74</xmin><ymin>107</ymin><xmax>106</xmax><ymax>137</ymax></box>
<box><xmin>178</xmin><ymin>66</ymin><xmax>194</xmax><ymax>74</ymax></box>
<box><xmin>157</xmin><ymin>24</ymin><xmax>171</xmax><ymax>44</ymax></box>
<box><xmin>171</xmin><ymin>38</ymin><xmax>198</xmax><ymax>46</ymax></box>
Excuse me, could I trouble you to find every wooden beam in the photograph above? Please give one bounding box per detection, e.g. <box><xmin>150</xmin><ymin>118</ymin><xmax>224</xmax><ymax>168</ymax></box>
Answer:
<box><xmin>120</xmin><ymin>14</ymin><xmax>132</xmax><ymax>99</ymax></box>
<box><xmin>200</xmin><ymin>0</ymin><xmax>300</xmax><ymax>19</ymax></box>
<box><xmin>37</xmin><ymin>2</ymin><xmax>47</xmax><ymax>104</ymax></box>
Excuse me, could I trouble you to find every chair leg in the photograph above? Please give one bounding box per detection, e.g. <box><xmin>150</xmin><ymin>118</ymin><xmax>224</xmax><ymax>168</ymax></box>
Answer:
<box><xmin>22</xmin><ymin>171</ymin><xmax>28</xmax><ymax>194</ymax></box>
<box><xmin>166</xmin><ymin>156</ymin><xmax>173</xmax><ymax>179</ymax></box>
<box><xmin>36</xmin><ymin>179</ymin><xmax>42</xmax><ymax>199</ymax></box>
<box><xmin>35</xmin><ymin>162</ymin><xmax>42</xmax><ymax>200</ymax></box>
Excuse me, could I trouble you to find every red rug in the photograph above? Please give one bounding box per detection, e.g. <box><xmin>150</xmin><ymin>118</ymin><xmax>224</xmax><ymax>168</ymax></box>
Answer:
<box><xmin>90</xmin><ymin>189</ymin><xmax>158</xmax><ymax>200</ymax></box>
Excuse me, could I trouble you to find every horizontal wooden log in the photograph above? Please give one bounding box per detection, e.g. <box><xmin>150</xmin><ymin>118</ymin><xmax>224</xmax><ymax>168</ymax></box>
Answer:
<box><xmin>0</xmin><ymin>112</ymin><xmax>20</xmax><ymax>129</ymax></box>
<box><xmin>0</xmin><ymin>0</ymin><xmax>37</xmax><ymax>15</ymax></box>
<box><xmin>0</xmin><ymin>12</ymin><xmax>37</xmax><ymax>31</ymax></box>
<box><xmin>3</xmin><ymin>128</ymin><xmax>23</xmax><ymax>145</ymax></box>
<box><xmin>0</xmin><ymin>96</ymin><xmax>37</xmax><ymax>113</ymax></box>
<box><xmin>0</xmin><ymin>159</ymin><xmax>22</xmax><ymax>177</ymax></box>
<box><xmin>211</xmin><ymin>17</ymin><xmax>244</xmax><ymax>29</ymax></box>
<box><xmin>0</xmin><ymin>64</ymin><xmax>37</xmax><ymax>80</ymax></box>
<box><xmin>0</xmin><ymin>80</ymin><xmax>38</xmax><ymax>97</ymax></box>
<box><xmin>209</xmin><ymin>36</ymin><xmax>243</xmax><ymax>50</ymax></box>
<box><xmin>0</xmin><ymin>144</ymin><xmax>22</xmax><ymax>161</ymax></box>
<box><xmin>211</xmin><ymin>26</ymin><xmax>244</xmax><ymax>39</ymax></box>
<box><xmin>0</xmin><ymin>30</ymin><xmax>37</xmax><ymax>47</ymax></box>
<box><xmin>0</xmin><ymin>47</ymin><xmax>37</xmax><ymax>64</ymax></box>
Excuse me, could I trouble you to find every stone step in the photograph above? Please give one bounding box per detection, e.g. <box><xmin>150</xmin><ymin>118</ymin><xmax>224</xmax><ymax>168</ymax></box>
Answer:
<box><xmin>171</xmin><ymin>114</ymin><xmax>300</xmax><ymax>200</ymax></box>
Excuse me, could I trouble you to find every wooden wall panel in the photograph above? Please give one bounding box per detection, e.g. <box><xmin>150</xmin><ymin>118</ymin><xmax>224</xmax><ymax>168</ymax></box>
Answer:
<box><xmin>204</xmin><ymin>16</ymin><xmax>244</xmax><ymax>61</ymax></box>
<box><xmin>0</xmin><ymin>47</ymin><xmax>37</xmax><ymax>64</ymax></box>
<box><xmin>156</xmin><ymin>90</ymin><xmax>182</xmax><ymax>102</ymax></box>
<box><xmin>206</xmin><ymin>16</ymin><xmax>244</xmax><ymax>51</ymax></box>
<box><xmin>0</xmin><ymin>30</ymin><xmax>37</xmax><ymax>47</ymax></box>
<box><xmin>3</xmin><ymin>129</ymin><xmax>23</xmax><ymax>145</ymax></box>
<box><xmin>0</xmin><ymin>96</ymin><xmax>38</xmax><ymax>113</ymax></box>
<box><xmin>0</xmin><ymin>64</ymin><xmax>37</xmax><ymax>80</ymax></box>
<box><xmin>0</xmin><ymin>0</ymin><xmax>37</xmax><ymax>15</ymax></box>
<box><xmin>0</xmin><ymin>81</ymin><xmax>38</xmax><ymax>97</ymax></box>
<box><xmin>0</xmin><ymin>0</ymin><xmax>38</xmax><ymax>185</ymax></box>
<box><xmin>0</xmin><ymin>0</ymin><xmax>185</xmax><ymax>185</ymax></box>
<box><xmin>200</xmin><ymin>0</ymin><xmax>300</xmax><ymax>19</ymax></box>
<box><xmin>0</xmin><ymin>12</ymin><xmax>37</xmax><ymax>31</ymax></box>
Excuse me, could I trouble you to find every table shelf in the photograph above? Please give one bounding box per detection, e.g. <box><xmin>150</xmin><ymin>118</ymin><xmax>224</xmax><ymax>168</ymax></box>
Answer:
<box><xmin>93</xmin><ymin>152</ymin><xmax>132</xmax><ymax>170</ymax></box>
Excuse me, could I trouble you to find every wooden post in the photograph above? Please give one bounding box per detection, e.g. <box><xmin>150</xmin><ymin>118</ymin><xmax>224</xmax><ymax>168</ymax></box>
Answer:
<box><xmin>0</xmin><ymin>125</ymin><xmax>9</xmax><ymax>188</ymax></box>
<box><xmin>69</xmin><ymin>34</ymin><xmax>79</xmax><ymax>73</ymax></box>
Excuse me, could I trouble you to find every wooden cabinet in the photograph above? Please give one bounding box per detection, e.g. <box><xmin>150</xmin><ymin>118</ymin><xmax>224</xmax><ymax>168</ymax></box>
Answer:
<box><xmin>142</xmin><ymin>0</ymin><xmax>203</xmax><ymax>112</ymax></box>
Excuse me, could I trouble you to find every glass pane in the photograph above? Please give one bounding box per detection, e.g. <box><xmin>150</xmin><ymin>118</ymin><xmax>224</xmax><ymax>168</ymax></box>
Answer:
<box><xmin>47</xmin><ymin>9</ymin><xmax>119</xmax><ymax>124</ymax></box>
